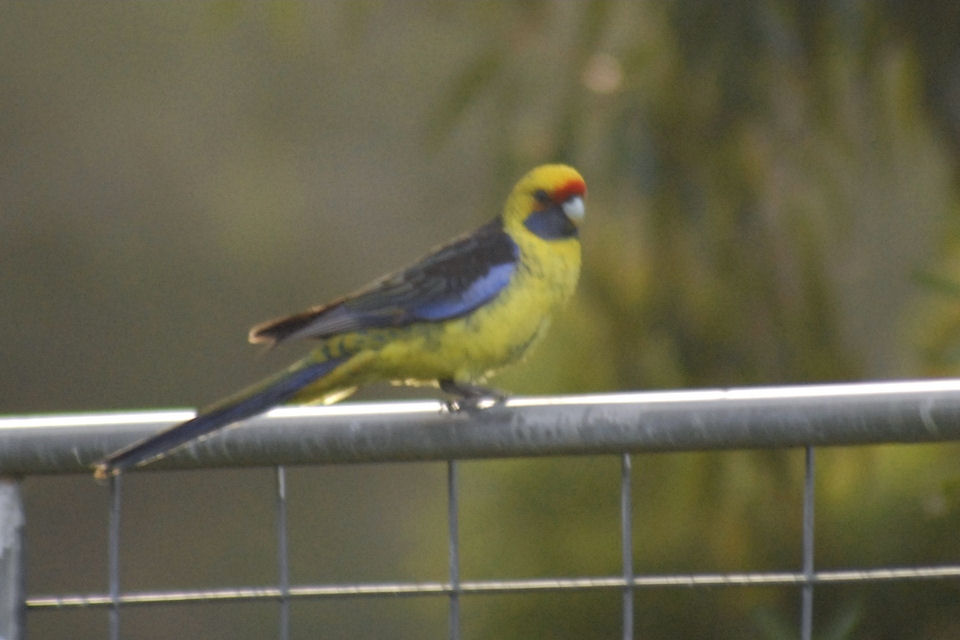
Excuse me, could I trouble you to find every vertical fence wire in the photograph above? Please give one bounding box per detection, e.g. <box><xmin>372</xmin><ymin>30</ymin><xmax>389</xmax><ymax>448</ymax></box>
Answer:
<box><xmin>107</xmin><ymin>474</ymin><xmax>122</xmax><ymax>640</ymax></box>
<box><xmin>0</xmin><ymin>478</ymin><xmax>26</xmax><ymax>640</ymax></box>
<box><xmin>447</xmin><ymin>460</ymin><xmax>461</xmax><ymax>640</ymax></box>
<box><xmin>801</xmin><ymin>446</ymin><xmax>815</xmax><ymax>640</ymax></box>
<box><xmin>620</xmin><ymin>453</ymin><xmax>634</xmax><ymax>640</ymax></box>
<box><xmin>275</xmin><ymin>466</ymin><xmax>291</xmax><ymax>640</ymax></box>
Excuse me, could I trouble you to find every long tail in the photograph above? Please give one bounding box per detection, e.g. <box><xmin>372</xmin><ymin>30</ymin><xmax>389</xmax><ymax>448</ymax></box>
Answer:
<box><xmin>93</xmin><ymin>356</ymin><xmax>348</xmax><ymax>479</ymax></box>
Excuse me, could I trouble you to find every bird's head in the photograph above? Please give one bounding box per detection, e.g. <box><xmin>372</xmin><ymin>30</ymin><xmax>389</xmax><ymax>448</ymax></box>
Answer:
<box><xmin>504</xmin><ymin>164</ymin><xmax>586</xmax><ymax>240</ymax></box>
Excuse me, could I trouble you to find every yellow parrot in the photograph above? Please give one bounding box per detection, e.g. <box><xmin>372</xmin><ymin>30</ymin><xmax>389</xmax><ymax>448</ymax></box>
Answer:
<box><xmin>94</xmin><ymin>164</ymin><xmax>586</xmax><ymax>478</ymax></box>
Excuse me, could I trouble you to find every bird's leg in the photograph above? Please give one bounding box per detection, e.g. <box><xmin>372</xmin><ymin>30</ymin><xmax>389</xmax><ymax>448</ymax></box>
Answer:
<box><xmin>439</xmin><ymin>379</ymin><xmax>507</xmax><ymax>412</ymax></box>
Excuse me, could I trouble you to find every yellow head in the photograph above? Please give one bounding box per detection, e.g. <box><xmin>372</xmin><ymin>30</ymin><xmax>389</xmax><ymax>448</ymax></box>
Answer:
<box><xmin>502</xmin><ymin>164</ymin><xmax>586</xmax><ymax>238</ymax></box>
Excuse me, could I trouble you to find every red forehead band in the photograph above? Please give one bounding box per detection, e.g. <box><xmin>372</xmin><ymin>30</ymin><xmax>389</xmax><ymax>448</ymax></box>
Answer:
<box><xmin>551</xmin><ymin>178</ymin><xmax>587</xmax><ymax>202</ymax></box>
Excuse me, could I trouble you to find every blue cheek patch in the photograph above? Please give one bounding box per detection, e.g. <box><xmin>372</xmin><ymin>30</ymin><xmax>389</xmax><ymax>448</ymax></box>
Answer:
<box><xmin>524</xmin><ymin>207</ymin><xmax>578</xmax><ymax>239</ymax></box>
<box><xmin>413</xmin><ymin>261</ymin><xmax>516</xmax><ymax>321</ymax></box>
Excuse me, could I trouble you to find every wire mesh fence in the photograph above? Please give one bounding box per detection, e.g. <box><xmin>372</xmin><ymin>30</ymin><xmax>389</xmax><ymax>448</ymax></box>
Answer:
<box><xmin>3</xmin><ymin>379</ymin><xmax>960</xmax><ymax>639</ymax></box>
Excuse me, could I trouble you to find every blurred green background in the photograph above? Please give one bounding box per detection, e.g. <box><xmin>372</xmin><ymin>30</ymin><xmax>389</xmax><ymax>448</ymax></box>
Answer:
<box><xmin>4</xmin><ymin>1</ymin><xmax>960</xmax><ymax>638</ymax></box>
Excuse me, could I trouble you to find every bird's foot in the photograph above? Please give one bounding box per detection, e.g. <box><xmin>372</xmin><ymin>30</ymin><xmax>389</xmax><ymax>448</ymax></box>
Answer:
<box><xmin>439</xmin><ymin>380</ymin><xmax>507</xmax><ymax>412</ymax></box>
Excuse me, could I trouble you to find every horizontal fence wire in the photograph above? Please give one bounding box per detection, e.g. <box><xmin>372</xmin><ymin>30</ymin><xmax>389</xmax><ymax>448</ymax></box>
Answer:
<box><xmin>25</xmin><ymin>565</ymin><xmax>960</xmax><ymax>609</ymax></box>
<box><xmin>5</xmin><ymin>379</ymin><xmax>960</xmax><ymax>638</ymax></box>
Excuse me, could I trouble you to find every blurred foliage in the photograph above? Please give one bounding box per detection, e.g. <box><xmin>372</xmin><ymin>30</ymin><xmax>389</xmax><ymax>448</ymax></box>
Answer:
<box><xmin>428</xmin><ymin>2</ymin><xmax>960</xmax><ymax>639</ymax></box>
<box><xmin>5</xmin><ymin>1</ymin><xmax>960</xmax><ymax>639</ymax></box>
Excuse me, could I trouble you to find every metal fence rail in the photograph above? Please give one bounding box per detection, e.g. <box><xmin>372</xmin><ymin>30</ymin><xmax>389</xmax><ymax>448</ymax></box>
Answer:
<box><xmin>3</xmin><ymin>379</ymin><xmax>960</xmax><ymax>639</ymax></box>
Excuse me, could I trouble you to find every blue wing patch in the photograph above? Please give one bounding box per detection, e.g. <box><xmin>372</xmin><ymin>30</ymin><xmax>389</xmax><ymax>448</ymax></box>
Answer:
<box><xmin>411</xmin><ymin>261</ymin><xmax>516</xmax><ymax>320</ymax></box>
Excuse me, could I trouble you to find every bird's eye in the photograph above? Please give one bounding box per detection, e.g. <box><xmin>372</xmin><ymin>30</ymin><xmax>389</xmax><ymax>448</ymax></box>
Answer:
<box><xmin>533</xmin><ymin>189</ymin><xmax>551</xmax><ymax>204</ymax></box>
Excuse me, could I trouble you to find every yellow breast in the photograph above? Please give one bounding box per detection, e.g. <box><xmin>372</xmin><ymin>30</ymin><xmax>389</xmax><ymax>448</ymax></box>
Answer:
<box><xmin>371</xmin><ymin>228</ymin><xmax>581</xmax><ymax>385</ymax></box>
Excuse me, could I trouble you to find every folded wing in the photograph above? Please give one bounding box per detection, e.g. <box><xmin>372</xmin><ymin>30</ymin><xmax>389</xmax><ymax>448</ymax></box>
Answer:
<box><xmin>250</xmin><ymin>218</ymin><xmax>519</xmax><ymax>346</ymax></box>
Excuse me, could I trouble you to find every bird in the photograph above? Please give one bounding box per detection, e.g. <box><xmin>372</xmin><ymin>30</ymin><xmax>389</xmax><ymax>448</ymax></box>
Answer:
<box><xmin>93</xmin><ymin>164</ymin><xmax>586</xmax><ymax>478</ymax></box>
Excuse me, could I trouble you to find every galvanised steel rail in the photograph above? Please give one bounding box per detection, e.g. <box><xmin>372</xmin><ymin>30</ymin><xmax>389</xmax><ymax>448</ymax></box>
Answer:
<box><xmin>2</xmin><ymin>379</ymin><xmax>960</xmax><ymax>474</ymax></box>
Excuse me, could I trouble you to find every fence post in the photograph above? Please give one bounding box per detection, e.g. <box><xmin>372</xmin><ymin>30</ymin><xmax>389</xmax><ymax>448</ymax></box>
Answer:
<box><xmin>0</xmin><ymin>477</ymin><xmax>25</xmax><ymax>640</ymax></box>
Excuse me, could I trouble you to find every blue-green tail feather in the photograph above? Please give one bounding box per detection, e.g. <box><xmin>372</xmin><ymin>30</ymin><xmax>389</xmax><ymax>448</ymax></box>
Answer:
<box><xmin>95</xmin><ymin>357</ymin><xmax>347</xmax><ymax>476</ymax></box>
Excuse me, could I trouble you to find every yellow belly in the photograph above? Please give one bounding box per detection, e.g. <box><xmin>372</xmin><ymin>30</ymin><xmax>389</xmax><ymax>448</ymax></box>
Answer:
<box><xmin>297</xmin><ymin>232</ymin><xmax>580</xmax><ymax>402</ymax></box>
